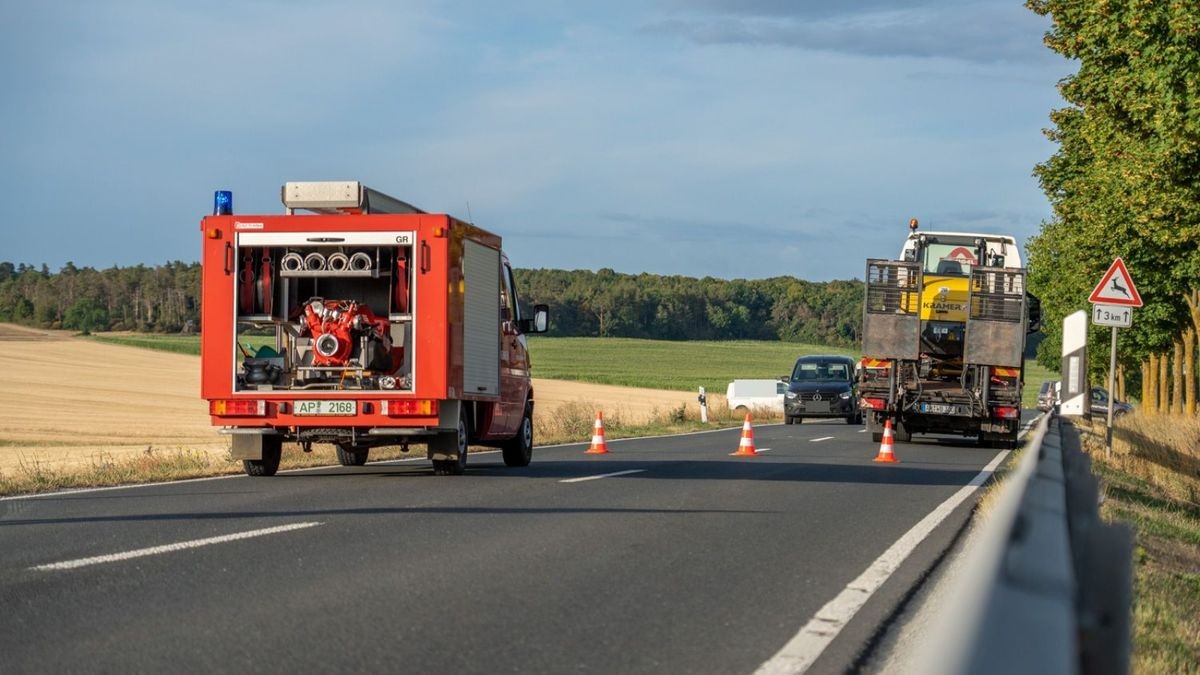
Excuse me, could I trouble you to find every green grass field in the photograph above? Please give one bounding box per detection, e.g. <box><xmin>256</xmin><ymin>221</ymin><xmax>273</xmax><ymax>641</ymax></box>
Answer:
<box><xmin>90</xmin><ymin>334</ymin><xmax>202</xmax><ymax>355</ymax></box>
<box><xmin>527</xmin><ymin>336</ymin><xmax>853</xmax><ymax>395</ymax></box>
<box><xmin>88</xmin><ymin>333</ymin><xmax>1057</xmax><ymax>409</ymax></box>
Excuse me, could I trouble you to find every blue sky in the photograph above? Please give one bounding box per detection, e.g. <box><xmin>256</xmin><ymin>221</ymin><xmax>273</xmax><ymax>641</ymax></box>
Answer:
<box><xmin>0</xmin><ymin>0</ymin><xmax>1073</xmax><ymax>281</ymax></box>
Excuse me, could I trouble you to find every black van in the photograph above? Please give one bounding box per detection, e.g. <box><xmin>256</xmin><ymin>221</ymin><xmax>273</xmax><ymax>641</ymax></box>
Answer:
<box><xmin>784</xmin><ymin>355</ymin><xmax>861</xmax><ymax>425</ymax></box>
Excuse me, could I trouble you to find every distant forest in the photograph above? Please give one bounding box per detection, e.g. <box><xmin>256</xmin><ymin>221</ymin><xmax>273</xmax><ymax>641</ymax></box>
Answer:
<box><xmin>0</xmin><ymin>261</ymin><xmax>864</xmax><ymax>346</ymax></box>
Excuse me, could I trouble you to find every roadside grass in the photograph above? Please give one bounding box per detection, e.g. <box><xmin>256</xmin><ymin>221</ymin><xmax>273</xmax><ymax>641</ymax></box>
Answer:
<box><xmin>0</xmin><ymin>400</ymin><xmax>769</xmax><ymax>497</ymax></box>
<box><xmin>1073</xmin><ymin>414</ymin><xmax>1200</xmax><ymax>674</ymax></box>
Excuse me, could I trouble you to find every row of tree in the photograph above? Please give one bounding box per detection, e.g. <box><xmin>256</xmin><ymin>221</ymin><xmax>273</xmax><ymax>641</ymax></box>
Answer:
<box><xmin>0</xmin><ymin>261</ymin><xmax>865</xmax><ymax>346</ymax></box>
<box><xmin>513</xmin><ymin>268</ymin><xmax>863</xmax><ymax>344</ymax></box>
<box><xmin>0</xmin><ymin>261</ymin><xmax>201</xmax><ymax>334</ymax></box>
<box><xmin>1026</xmin><ymin>0</ymin><xmax>1200</xmax><ymax>414</ymax></box>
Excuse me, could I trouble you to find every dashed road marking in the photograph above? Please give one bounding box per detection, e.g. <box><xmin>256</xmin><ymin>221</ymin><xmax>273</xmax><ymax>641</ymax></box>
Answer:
<box><xmin>30</xmin><ymin>522</ymin><xmax>324</xmax><ymax>572</ymax></box>
<box><xmin>559</xmin><ymin>469</ymin><xmax>646</xmax><ymax>484</ymax></box>
<box><xmin>810</xmin><ymin>436</ymin><xmax>834</xmax><ymax>442</ymax></box>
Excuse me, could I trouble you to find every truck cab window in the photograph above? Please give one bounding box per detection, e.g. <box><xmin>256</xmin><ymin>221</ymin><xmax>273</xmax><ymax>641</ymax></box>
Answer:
<box><xmin>501</xmin><ymin>264</ymin><xmax>518</xmax><ymax>323</ymax></box>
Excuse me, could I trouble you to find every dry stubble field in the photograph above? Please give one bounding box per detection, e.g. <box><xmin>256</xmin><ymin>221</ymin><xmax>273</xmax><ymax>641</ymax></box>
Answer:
<box><xmin>0</xmin><ymin>324</ymin><xmax>703</xmax><ymax>477</ymax></box>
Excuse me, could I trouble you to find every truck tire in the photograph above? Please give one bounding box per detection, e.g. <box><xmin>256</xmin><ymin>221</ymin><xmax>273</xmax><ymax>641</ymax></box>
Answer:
<box><xmin>243</xmin><ymin>436</ymin><xmax>283</xmax><ymax>477</ymax></box>
<box><xmin>335</xmin><ymin>443</ymin><xmax>369</xmax><ymax>467</ymax></box>
<box><xmin>785</xmin><ymin>416</ymin><xmax>795</xmax><ymax>425</ymax></box>
<box><xmin>432</xmin><ymin>417</ymin><xmax>468</xmax><ymax>476</ymax></box>
<box><xmin>502</xmin><ymin>402</ymin><xmax>534</xmax><ymax>467</ymax></box>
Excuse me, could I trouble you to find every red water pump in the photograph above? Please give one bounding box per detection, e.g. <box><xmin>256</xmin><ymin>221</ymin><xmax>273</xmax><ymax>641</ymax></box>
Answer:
<box><xmin>302</xmin><ymin>299</ymin><xmax>390</xmax><ymax>367</ymax></box>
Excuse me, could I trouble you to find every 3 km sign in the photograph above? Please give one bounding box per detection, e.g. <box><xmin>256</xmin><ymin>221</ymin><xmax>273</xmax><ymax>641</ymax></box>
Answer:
<box><xmin>1087</xmin><ymin>257</ymin><xmax>1142</xmax><ymax>453</ymax></box>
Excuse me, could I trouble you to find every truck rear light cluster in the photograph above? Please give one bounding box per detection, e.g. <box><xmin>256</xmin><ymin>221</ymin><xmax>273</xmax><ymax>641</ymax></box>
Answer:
<box><xmin>861</xmin><ymin>397</ymin><xmax>887</xmax><ymax>410</ymax></box>
<box><xmin>993</xmin><ymin>406</ymin><xmax>1020</xmax><ymax>420</ymax></box>
<box><xmin>210</xmin><ymin>399</ymin><xmax>267</xmax><ymax>416</ymax></box>
<box><xmin>384</xmin><ymin>399</ymin><xmax>438</xmax><ymax>416</ymax></box>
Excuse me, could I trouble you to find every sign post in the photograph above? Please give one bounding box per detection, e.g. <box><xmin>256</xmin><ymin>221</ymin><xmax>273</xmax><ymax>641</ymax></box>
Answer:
<box><xmin>1088</xmin><ymin>257</ymin><xmax>1143</xmax><ymax>455</ymax></box>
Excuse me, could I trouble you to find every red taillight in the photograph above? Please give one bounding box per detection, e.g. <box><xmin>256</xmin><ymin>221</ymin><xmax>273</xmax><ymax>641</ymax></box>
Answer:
<box><xmin>210</xmin><ymin>399</ymin><xmax>267</xmax><ymax>416</ymax></box>
<box><xmin>384</xmin><ymin>399</ymin><xmax>438</xmax><ymax>416</ymax></box>
<box><xmin>861</xmin><ymin>398</ymin><xmax>887</xmax><ymax>410</ymax></box>
<box><xmin>993</xmin><ymin>406</ymin><xmax>1020</xmax><ymax>420</ymax></box>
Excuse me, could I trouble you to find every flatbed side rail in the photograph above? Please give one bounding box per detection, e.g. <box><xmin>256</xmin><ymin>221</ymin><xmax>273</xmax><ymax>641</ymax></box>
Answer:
<box><xmin>862</xmin><ymin>259</ymin><xmax>922</xmax><ymax>361</ymax></box>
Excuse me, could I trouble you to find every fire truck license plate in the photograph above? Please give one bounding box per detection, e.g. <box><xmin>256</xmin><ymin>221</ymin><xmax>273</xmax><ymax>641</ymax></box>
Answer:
<box><xmin>294</xmin><ymin>400</ymin><xmax>357</xmax><ymax>416</ymax></box>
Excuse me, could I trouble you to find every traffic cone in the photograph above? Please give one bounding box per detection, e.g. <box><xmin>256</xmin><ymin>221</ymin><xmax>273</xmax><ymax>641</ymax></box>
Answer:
<box><xmin>585</xmin><ymin>411</ymin><xmax>610</xmax><ymax>454</ymax></box>
<box><xmin>874</xmin><ymin>419</ymin><xmax>900</xmax><ymax>463</ymax></box>
<box><xmin>730</xmin><ymin>413</ymin><xmax>758</xmax><ymax>456</ymax></box>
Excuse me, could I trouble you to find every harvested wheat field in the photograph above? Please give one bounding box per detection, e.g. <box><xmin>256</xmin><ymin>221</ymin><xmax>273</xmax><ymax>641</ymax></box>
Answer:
<box><xmin>0</xmin><ymin>324</ymin><xmax>701</xmax><ymax>476</ymax></box>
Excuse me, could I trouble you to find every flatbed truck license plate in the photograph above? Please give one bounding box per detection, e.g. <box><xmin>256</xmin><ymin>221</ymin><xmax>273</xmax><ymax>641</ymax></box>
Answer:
<box><xmin>920</xmin><ymin>403</ymin><xmax>960</xmax><ymax>415</ymax></box>
<box><xmin>294</xmin><ymin>400</ymin><xmax>357</xmax><ymax>416</ymax></box>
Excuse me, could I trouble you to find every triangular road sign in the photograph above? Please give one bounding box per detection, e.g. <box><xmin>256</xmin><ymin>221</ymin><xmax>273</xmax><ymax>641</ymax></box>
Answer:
<box><xmin>1089</xmin><ymin>257</ymin><xmax>1143</xmax><ymax>307</ymax></box>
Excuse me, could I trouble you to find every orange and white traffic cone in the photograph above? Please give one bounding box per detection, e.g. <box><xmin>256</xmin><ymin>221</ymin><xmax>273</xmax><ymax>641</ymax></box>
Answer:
<box><xmin>730</xmin><ymin>413</ymin><xmax>758</xmax><ymax>456</ymax></box>
<box><xmin>585</xmin><ymin>411</ymin><xmax>610</xmax><ymax>454</ymax></box>
<box><xmin>874</xmin><ymin>419</ymin><xmax>900</xmax><ymax>463</ymax></box>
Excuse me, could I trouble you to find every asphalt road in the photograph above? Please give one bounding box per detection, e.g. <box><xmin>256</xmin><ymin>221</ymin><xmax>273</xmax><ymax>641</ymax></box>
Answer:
<box><xmin>0</xmin><ymin>416</ymin><xmax>1035</xmax><ymax>674</ymax></box>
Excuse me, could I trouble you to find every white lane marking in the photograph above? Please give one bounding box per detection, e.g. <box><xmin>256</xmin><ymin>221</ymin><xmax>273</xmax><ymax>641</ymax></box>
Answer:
<box><xmin>559</xmin><ymin>469</ymin><xmax>646</xmax><ymax>484</ymax></box>
<box><xmin>857</xmin><ymin>429</ymin><xmax>867</xmax><ymax>433</ymax></box>
<box><xmin>754</xmin><ymin>448</ymin><xmax>772</xmax><ymax>453</ymax></box>
<box><xmin>753</xmin><ymin>450</ymin><xmax>1009</xmax><ymax>675</ymax></box>
<box><xmin>30</xmin><ymin>522</ymin><xmax>324</xmax><ymax>572</ymax></box>
<box><xmin>810</xmin><ymin>436</ymin><xmax>835</xmax><ymax>442</ymax></box>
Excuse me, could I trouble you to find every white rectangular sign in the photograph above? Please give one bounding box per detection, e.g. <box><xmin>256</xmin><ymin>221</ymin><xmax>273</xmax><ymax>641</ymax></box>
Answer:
<box><xmin>1092</xmin><ymin>303</ymin><xmax>1132</xmax><ymax>328</ymax></box>
<box><xmin>1060</xmin><ymin>310</ymin><xmax>1089</xmax><ymax>417</ymax></box>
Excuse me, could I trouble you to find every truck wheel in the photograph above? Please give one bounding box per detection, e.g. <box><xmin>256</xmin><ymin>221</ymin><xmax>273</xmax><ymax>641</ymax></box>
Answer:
<box><xmin>785</xmin><ymin>416</ymin><xmax>795</xmax><ymax>425</ymax></box>
<box><xmin>335</xmin><ymin>443</ymin><xmax>369</xmax><ymax>467</ymax></box>
<box><xmin>502</xmin><ymin>402</ymin><xmax>534</xmax><ymax>467</ymax></box>
<box><xmin>845</xmin><ymin>414</ymin><xmax>857</xmax><ymax>425</ymax></box>
<box><xmin>243</xmin><ymin>436</ymin><xmax>283</xmax><ymax>477</ymax></box>
<box><xmin>433</xmin><ymin>418</ymin><xmax>468</xmax><ymax>476</ymax></box>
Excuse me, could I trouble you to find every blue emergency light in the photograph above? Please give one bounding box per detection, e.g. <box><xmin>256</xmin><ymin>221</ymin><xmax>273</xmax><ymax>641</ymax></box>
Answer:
<box><xmin>213</xmin><ymin>190</ymin><xmax>233</xmax><ymax>216</ymax></box>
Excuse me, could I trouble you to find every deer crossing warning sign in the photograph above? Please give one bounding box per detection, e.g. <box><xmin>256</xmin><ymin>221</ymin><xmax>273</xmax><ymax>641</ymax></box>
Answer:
<box><xmin>1088</xmin><ymin>257</ymin><xmax>1143</xmax><ymax>307</ymax></box>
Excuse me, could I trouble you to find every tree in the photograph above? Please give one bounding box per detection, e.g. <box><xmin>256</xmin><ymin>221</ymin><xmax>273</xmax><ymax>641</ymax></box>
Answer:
<box><xmin>62</xmin><ymin>297</ymin><xmax>108</xmax><ymax>335</ymax></box>
<box><xmin>1026</xmin><ymin>0</ymin><xmax>1200</xmax><ymax>405</ymax></box>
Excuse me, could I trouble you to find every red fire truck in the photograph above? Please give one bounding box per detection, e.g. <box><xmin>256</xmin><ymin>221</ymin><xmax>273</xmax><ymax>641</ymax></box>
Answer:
<box><xmin>200</xmin><ymin>181</ymin><xmax>548</xmax><ymax>476</ymax></box>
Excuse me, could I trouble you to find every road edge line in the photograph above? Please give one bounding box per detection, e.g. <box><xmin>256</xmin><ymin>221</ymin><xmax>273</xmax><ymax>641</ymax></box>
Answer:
<box><xmin>753</xmin><ymin>449</ymin><xmax>1011</xmax><ymax>675</ymax></box>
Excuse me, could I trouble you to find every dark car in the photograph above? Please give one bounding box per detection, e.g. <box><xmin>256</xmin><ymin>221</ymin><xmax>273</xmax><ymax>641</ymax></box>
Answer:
<box><xmin>1091</xmin><ymin>387</ymin><xmax>1133</xmax><ymax>417</ymax></box>
<box><xmin>785</xmin><ymin>355</ymin><xmax>861</xmax><ymax>425</ymax></box>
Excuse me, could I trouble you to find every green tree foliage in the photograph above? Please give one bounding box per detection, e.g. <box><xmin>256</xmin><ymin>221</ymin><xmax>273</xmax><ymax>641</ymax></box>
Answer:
<box><xmin>515</xmin><ymin>268</ymin><xmax>863</xmax><ymax>345</ymax></box>
<box><xmin>0</xmin><ymin>261</ymin><xmax>201</xmax><ymax>332</ymax></box>
<box><xmin>0</xmin><ymin>261</ymin><xmax>865</xmax><ymax>345</ymax></box>
<box><xmin>1026</xmin><ymin>0</ymin><xmax>1200</xmax><ymax>376</ymax></box>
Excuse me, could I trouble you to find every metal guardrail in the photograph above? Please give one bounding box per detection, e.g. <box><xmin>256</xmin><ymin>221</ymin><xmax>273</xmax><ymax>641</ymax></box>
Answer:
<box><xmin>914</xmin><ymin>413</ymin><xmax>1133</xmax><ymax>675</ymax></box>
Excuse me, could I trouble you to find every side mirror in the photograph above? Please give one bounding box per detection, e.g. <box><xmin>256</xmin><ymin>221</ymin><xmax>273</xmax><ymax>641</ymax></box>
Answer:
<box><xmin>519</xmin><ymin>304</ymin><xmax>550</xmax><ymax>334</ymax></box>
<box><xmin>1026</xmin><ymin>292</ymin><xmax>1042</xmax><ymax>334</ymax></box>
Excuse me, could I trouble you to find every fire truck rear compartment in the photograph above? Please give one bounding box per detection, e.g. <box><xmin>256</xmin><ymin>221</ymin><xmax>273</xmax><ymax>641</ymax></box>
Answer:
<box><xmin>233</xmin><ymin>239</ymin><xmax>414</xmax><ymax>393</ymax></box>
